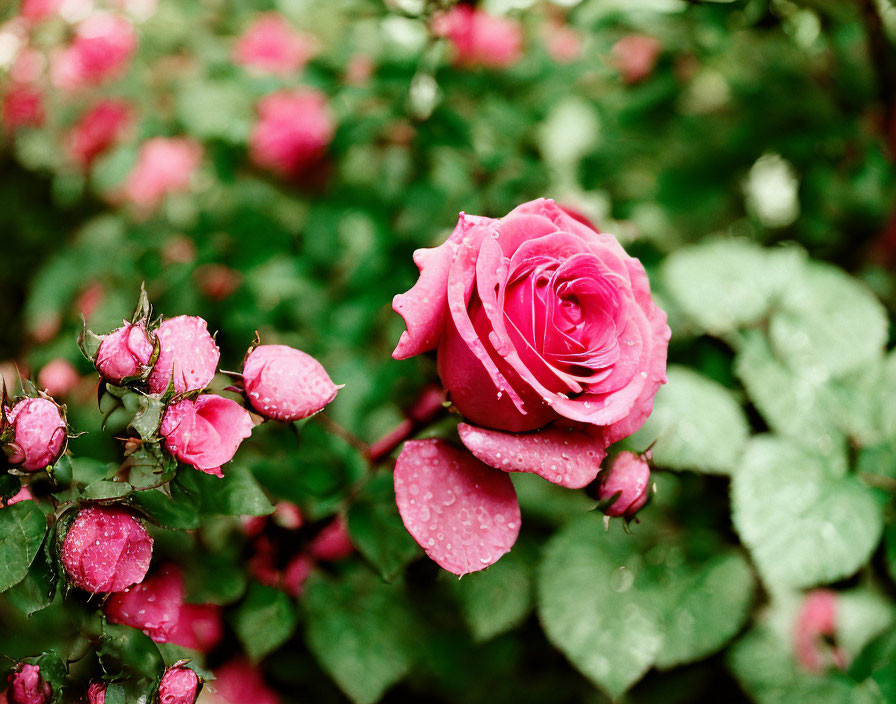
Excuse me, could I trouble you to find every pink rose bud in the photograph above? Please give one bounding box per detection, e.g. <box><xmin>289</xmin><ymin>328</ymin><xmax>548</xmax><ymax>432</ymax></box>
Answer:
<box><xmin>105</xmin><ymin>565</ymin><xmax>184</xmax><ymax>642</ymax></box>
<box><xmin>249</xmin><ymin>90</ymin><xmax>334</xmax><ymax>179</ymax></box>
<box><xmin>794</xmin><ymin>589</ymin><xmax>846</xmax><ymax>673</ymax></box>
<box><xmin>242</xmin><ymin>344</ymin><xmax>341</xmax><ymax>422</ymax></box>
<box><xmin>168</xmin><ymin>603</ymin><xmax>223</xmax><ymax>653</ymax></box>
<box><xmin>208</xmin><ymin>659</ymin><xmax>280</xmax><ymax>704</ymax></box>
<box><xmin>2</xmin><ymin>486</ymin><xmax>34</xmax><ymax>507</ymax></box>
<box><xmin>147</xmin><ymin>316</ymin><xmax>219</xmax><ymax>395</ymax></box>
<box><xmin>282</xmin><ymin>553</ymin><xmax>314</xmax><ymax>598</ymax></box>
<box><xmin>157</xmin><ymin>665</ymin><xmax>200</xmax><ymax>704</ymax></box>
<box><xmin>7</xmin><ymin>664</ymin><xmax>51</xmax><ymax>704</ymax></box>
<box><xmin>4</xmin><ymin>397</ymin><xmax>67</xmax><ymax>471</ymax></box>
<box><xmin>610</xmin><ymin>34</ymin><xmax>661</xmax><ymax>85</ymax></box>
<box><xmin>95</xmin><ymin>321</ymin><xmax>155</xmax><ymax>385</ymax></box>
<box><xmin>87</xmin><ymin>682</ymin><xmax>106</xmax><ymax>704</ymax></box>
<box><xmin>597</xmin><ymin>452</ymin><xmax>651</xmax><ymax>519</ymax></box>
<box><xmin>2</xmin><ymin>85</ymin><xmax>44</xmax><ymax>131</ymax></box>
<box><xmin>37</xmin><ymin>358</ymin><xmax>80</xmax><ymax>397</ymax></box>
<box><xmin>51</xmin><ymin>13</ymin><xmax>137</xmax><ymax>91</ymax></box>
<box><xmin>120</xmin><ymin>138</ymin><xmax>202</xmax><ymax>210</ymax></box>
<box><xmin>60</xmin><ymin>505</ymin><xmax>153</xmax><ymax>593</ymax></box>
<box><xmin>160</xmin><ymin>395</ymin><xmax>253</xmax><ymax>477</ymax></box>
<box><xmin>67</xmin><ymin>99</ymin><xmax>132</xmax><ymax>168</ymax></box>
<box><xmin>309</xmin><ymin>516</ymin><xmax>353</xmax><ymax>562</ymax></box>
<box><xmin>233</xmin><ymin>13</ymin><xmax>315</xmax><ymax>76</ymax></box>
<box><xmin>432</xmin><ymin>6</ymin><xmax>523</xmax><ymax>69</ymax></box>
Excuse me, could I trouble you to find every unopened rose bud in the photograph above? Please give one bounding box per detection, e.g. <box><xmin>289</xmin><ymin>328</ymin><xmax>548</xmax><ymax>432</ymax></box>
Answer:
<box><xmin>160</xmin><ymin>395</ymin><xmax>254</xmax><ymax>477</ymax></box>
<box><xmin>597</xmin><ymin>451</ymin><xmax>651</xmax><ymax>519</ymax></box>
<box><xmin>61</xmin><ymin>505</ymin><xmax>153</xmax><ymax>593</ymax></box>
<box><xmin>147</xmin><ymin>316</ymin><xmax>220</xmax><ymax>395</ymax></box>
<box><xmin>86</xmin><ymin>681</ymin><xmax>106</xmax><ymax>704</ymax></box>
<box><xmin>38</xmin><ymin>358</ymin><xmax>80</xmax><ymax>397</ymax></box>
<box><xmin>95</xmin><ymin>322</ymin><xmax>155</xmax><ymax>385</ymax></box>
<box><xmin>242</xmin><ymin>344</ymin><xmax>342</xmax><ymax>422</ymax></box>
<box><xmin>157</xmin><ymin>664</ymin><xmax>200</xmax><ymax>704</ymax></box>
<box><xmin>7</xmin><ymin>663</ymin><xmax>51</xmax><ymax>704</ymax></box>
<box><xmin>309</xmin><ymin>516</ymin><xmax>353</xmax><ymax>561</ymax></box>
<box><xmin>4</xmin><ymin>397</ymin><xmax>67</xmax><ymax>471</ymax></box>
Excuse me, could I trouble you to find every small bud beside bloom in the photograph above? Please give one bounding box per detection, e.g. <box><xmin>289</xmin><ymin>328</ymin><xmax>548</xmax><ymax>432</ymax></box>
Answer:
<box><xmin>6</xmin><ymin>663</ymin><xmax>51</xmax><ymax>704</ymax></box>
<box><xmin>4</xmin><ymin>397</ymin><xmax>67</xmax><ymax>471</ymax></box>
<box><xmin>61</xmin><ymin>505</ymin><xmax>153</xmax><ymax>593</ymax></box>
<box><xmin>157</xmin><ymin>665</ymin><xmax>200</xmax><ymax>704</ymax></box>
<box><xmin>86</xmin><ymin>682</ymin><xmax>106</xmax><ymax>704</ymax></box>
<box><xmin>148</xmin><ymin>316</ymin><xmax>219</xmax><ymax>395</ymax></box>
<box><xmin>95</xmin><ymin>322</ymin><xmax>155</xmax><ymax>385</ymax></box>
<box><xmin>597</xmin><ymin>452</ymin><xmax>651</xmax><ymax>519</ymax></box>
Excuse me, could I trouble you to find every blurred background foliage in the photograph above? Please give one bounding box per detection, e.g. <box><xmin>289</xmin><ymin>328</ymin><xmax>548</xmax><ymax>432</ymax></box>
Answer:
<box><xmin>1</xmin><ymin>0</ymin><xmax>895</xmax><ymax>702</ymax></box>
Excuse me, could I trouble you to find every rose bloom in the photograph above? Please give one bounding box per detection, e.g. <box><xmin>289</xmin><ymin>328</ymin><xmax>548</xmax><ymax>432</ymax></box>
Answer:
<box><xmin>433</xmin><ymin>5</ymin><xmax>523</xmax><ymax>70</ymax></box>
<box><xmin>6</xmin><ymin>664</ymin><xmax>51</xmax><ymax>704</ymax></box>
<box><xmin>95</xmin><ymin>321</ymin><xmax>155</xmax><ymax>385</ymax></box>
<box><xmin>147</xmin><ymin>316</ymin><xmax>218</xmax><ymax>395</ymax></box>
<box><xmin>60</xmin><ymin>505</ymin><xmax>153</xmax><ymax>593</ymax></box>
<box><xmin>67</xmin><ymin>100</ymin><xmax>132</xmax><ymax>168</ymax></box>
<box><xmin>4</xmin><ymin>397</ymin><xmax>67</xmax><ymax>471</ymax></box>
<box><xmin>52</xmin><ymin>13</ymin><xmax>137</xmax><ymax>91</ymax></box>
<box><xmin>120</xmin><ymin>137</ymin><xmax>202</xmax><ymax>210</ymax></box>
<box><xmin>2</xmin><ymin>86</ymin><xmax>44</xmax><ymax>131</ymax></box>
<box><xmin>198</xmin><ymin>659</ymin><xmax>280</xmax><ymax>704</ymax></box>
<box><xmin>160</xmin><ymin>395</ymin><xmax>253</xmax><ymax>477</ymax></box>
<box><xmin>37</xmin><ymin>358</ymin><xmax>80</xmax><ymax>397</ymax></box>
<box><xmin>392</xmin><ymin>198</ymin><xmax>669</xmax><ymax>574</ymax></box>
<box><xmin>610</xmin><ymin>34</ymin><xmax>662</xmax><ymax>85</ymax></box>
<box><xmin>249</xmin><ymin>90</ymin><xmax>334</xmax><ymax>179</ymax></box>
<box><xmin>157</xmin><ymin>665</ymin><xmax>200</xmax><ymax>704</ymax></box>
<box><xmin>233</xmin><ymin>13</ymin><xmax>315</xmax><ymax>76</ymax></box>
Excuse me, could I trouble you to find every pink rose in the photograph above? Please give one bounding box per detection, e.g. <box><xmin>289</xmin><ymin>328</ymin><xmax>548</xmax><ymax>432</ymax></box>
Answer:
<box><xmin>392</xmin><ymin>198</ymin><xmax>669</xmax><ymax>573</ymax></box>
<box><xmin>204</xmin><ymin>659</ymin><xmax>280</xmax><ymax>704</ymax></box>
<box><xmin>168</xmin><ymin>603</ymin><xmax>223</xmax><ymax>653</ymax></box>
<box><xmin>157</xmin><ymin>665</ymin><xmax>200</xmax><ymax>704</ymax></box>
<box><xmin>120</xmin><ymin>138</ymin><xmax>202</xmax><ymax>210</ymax></box>
<box><xmin>309</xmin><ymin>516</ymin><xmax>353</xmax><ymax>561</ymax></box>
<box><xmin>249</xmin><ymin>90</ymin><xmax>334</xmax><ymax>179</ymax></box>
<box><xmin>433</xmin><ymin>6</ymin><xmax>523</xmax><ymax>70</ymax></box>
<box><xmin>105</xmin><ymin>565</ymin><xmax>184</xmax><ymax>642</ymax></box>
<box><xmin>241</xmin><ymin>344</ymin><xmax>341</xmax><ymax>422</ymax></box>
<box><xmin>95</xmin><ymin>321</ymin><xmax>155</xmax><ymax>385</ymax></box>
<box><xmin>233</xmin><ymin>13</ymin><xmax>315</xmax><ymax>76</ymax></box>
<box><xmin>2</xmin><ymin>86</ymin><xmax>44</xmax><ymax>131</ymax></box>
<box><xmin>37</xmin><ymin>358</ymin><xmax>80</xmax><ymax>397</ymax></box>
<box><xmin>610</xmin><ymin>35</ymin><xmax>661</xmax><ymax>85</ymax></box>
<box><xmin>160</xmin><ymin>395</ymin><xmax>253</xmax><ymax>477</ymax></box>
<box><xmin>147</xmin><ymin>316</ymin><xmax>219</xmax><ymax>395</ymax></box>
<box><xmin>86</xmin><ymin>682</ymin><xmax>106</xmax><ymax>704</ymax></box>
<box><xmin>794</xmin><ymin>589</ymin><xmax>846</xmax><ymax>673</ymax></box>
<box><xmin>2</xmin><ymin>486</ymin><xmax>34</xmax><ymax>507</ymax></box>
<box><xmin>52</xmin><ymin>13</ymin><xmax>137</xmax><ymax>91</ymax></box>
<box><xmin>597</xmin><ymin>451</ymin><xmax>650</xmax><ymax>518</ymax></box>
<box><xmin>67</xmin><ymin>100</ymin><xmax>132</xmax><ymax>168</ymax></box>
<box><xmin>4</xmin><ymin>397</ymin><xmax>67</xmax><ymax>471</ymax></box>
<box><xmin>61</xmin><ymin>505</ymin><xmax>153</xmax><ymax>593</ymax></box>
<box><xmin>6</xmin><ymin>664</ymin><xmax>51</xmax><ymax>704</ymax></box>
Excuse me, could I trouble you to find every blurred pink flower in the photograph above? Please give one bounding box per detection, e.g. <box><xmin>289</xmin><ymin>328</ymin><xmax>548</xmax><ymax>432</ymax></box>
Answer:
<box><xmin>52</xmin><ymin>13</ymin><xmax>137</xmax><ymax>91</ymax></box>
<box><xmin>2</xmin><ymin>86</ymin><xmax>44</xmax><ymax>131</ymax></box>
<box><xmin>76</xmin><ymin>282</ymin><xmax>105</xmax><ymax>321</ymax></box>
<box><xmin>195</xmin><ymin>264</ymin><xmax>241</xmax><ymax>301</ymax></box>
<box><xmin>610</xmin><ymin>34</ymin><xmax>662</xmax><ymax>85</ymax></box>
<box><xmin>169</xmin><ymin>603</ymin><xmax>223</xmax><ymax>653</ymax></box>
<box><xmin>20</xmin><ymin>0</ymin><xmax>61</xmax><ymax>23</ymax></box>
<box><xmin>10</xmin><ymin>48</ymin><xmax>45</xmax><ymax>84</ymax></box>
<box><xmin>345</xmin><ymin>54</ymin><xmax>373</xmax><ymax>86</ymax></box>
<box><xmin>794</xmin><ymin>589</ymin><xmax>846</xmax><ymax>673</ymax></box>
<box><xmin>233</xmin><ymin>13</ymin><xmax>315</xmax><ymax>76</ymax></box>
<box><xmin>250</xmin><ymin>90</ymin><xmax>334</xmax><ymax>179</ymax></box>
<box><xmin>309</xmin><ymin>516</ymin><xmax>353</xmax><ymax>561</ymax></box>
<box><xmin>121</xmin><ymin>137</ymin><xmax>202</xmax><ymax>209</ymax></box>
<box><xmin>202</xmin><ymin>659</ymin><xmax>280</xmax><ymax>704</ymax></box>
<box><xmin>433</xmin><ymin>6</ymin><xmax>523</xmax><ymax>69</ymax></box>
<box><xmin>544</xmin><ymin>21</ymin><xmax>582</xmax><ymax>64</ymax></box>
<box><xmin>67</xmin><ymin>100</ymin><xmax>132</xmax><ymax>168</ymax></box>
<box><xmin>37</xmin><ymin>358</ymin><xmax>80</xmax><ymax>397</ymax></box>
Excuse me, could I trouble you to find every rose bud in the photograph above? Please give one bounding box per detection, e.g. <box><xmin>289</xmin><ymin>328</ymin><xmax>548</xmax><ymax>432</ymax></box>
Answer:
<box><xmin>95</xmin><ymin>321</ymin><xmax>155</xmax><ymax>385</ymax></box>
<box><xmin>37</xmin><ymin>358</ymin><xmax>80</xmax><ymax>397</ymax></box>
<box><xmin>6</xmin><ymin>663</ymin><xmax>51</xmax><ymax>704</ymax></box>
<box><xmin>233</xmin><ymin>13</ymin><xmax>315</xmax><ymax>76</ymax></box>
<box><xmin>120</xmin><ymin>138</ymin><xmax>202</xmax><ymax>211</ymax></box>
<box><xmin>168</xmin><ymin>603</ymin><xmax>223</xmax><ymax>653</ymax></box>
<box><xmin>87</xmin><ymin>682</ymin><xmax>106</xmax><ymax>704</ymax></box>
<box><xmin>597</xmin><ymin>452</ymin><xmax>651</xmax><ymax>519</ymax></box>
<box><xmin>157</xmin><ymin>665</ymin><xmax>200</xmax><ymax>704</ymax></box>
<box><xmin>4</xmin><ymin>397</ymin><xmax>67</xmax><ymax>471</ymax></box>
<box><xmin>242</xmin><ymin>344</ymin><xmax>341</xmax><ymax>422</ymax></box>
<box><xmin>392</xmin><ymin>198</ymin><xmax>669</xmax><ymax>573</ymax></box>
<box><xmin>432</xmin><ymin>5</ymin><xmax>523</xmax><ymax>70</ymax></box>
<box><xmin>160</xmin><ymin>395</ymin><xmax>253</xmax><ymax>477</ymax></box>
<box><xmin>60</xmin><ymin>505</ymin><xmax>153</xmax><ymax>593</ymax></box>
<box><xmin>309</xmin><ymin>516</ymin><xmax>353</xmax><ymax>561</ymax></box>
<box><xmin>794</xmin><ymin>589</ymin><xmax>846</xmax><ymax>673</ymax></box>
<box><xmin>249</xmin><ymin>90</ymin><xmax>334</xmax><ymax>179</ymax></box>
<box><xmin>147</xmin><ymin>316</ymin><xmax>219</xmax><ymax>395</ymax></box>
<box><xmin>105</xmin><ymin>565</ymin><xmax>184</xmax><ymax>642</ymax></box>
<box><xmin>206</xmin><ymin>659</ymin><xmax>280</xmax><ymax>704</ymax></box>
<box><xmin>2</xmin><ymin>486</ymin><xmax>33</xmax><ymax>507</ymax></box>
<box><xmin>67</xmin><ymin>99</ymin><xmax>132</xmax><ymax>168</ymax></box>
<box><xmin>282</xmin><ymin>553</ymin><xmax>314</xmax><ymax>598</ymax></box>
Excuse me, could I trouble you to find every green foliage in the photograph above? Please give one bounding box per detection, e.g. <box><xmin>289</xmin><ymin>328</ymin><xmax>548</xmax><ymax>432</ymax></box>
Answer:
<box><xmin>232</xmin><ymin>583</ymin><xmax>298</xmax><ymax>661</ymax></box>
<box><xmin>0</xmin><ymin>502</ymin><xmax>47</xmax><ymax>592</ymax></box>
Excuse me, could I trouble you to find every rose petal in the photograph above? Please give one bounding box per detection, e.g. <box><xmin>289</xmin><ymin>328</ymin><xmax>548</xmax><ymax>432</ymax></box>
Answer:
<box><xmin>394</xmin><ymin>439</ymin><xmax>520</xmax><ymax>575</ymax></box>
<box><xmin>458</xmin><ymin>421</ymin><xmax>607</xmax><ymax>489</ymax></box>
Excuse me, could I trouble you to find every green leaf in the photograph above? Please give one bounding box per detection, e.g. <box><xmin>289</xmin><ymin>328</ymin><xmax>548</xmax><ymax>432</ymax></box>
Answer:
<box><xmin>130</xmin><ymin>489</ymin><xmax>199</xmax><ymax>530</ymax></box>
<box><xmin>184</xmin><ymin>555</ymin><xmax>247</xmax><ymax>605</ymax></box>
<box><xmin>347</xmin><ymin>475</ymin><xmax>420</xmax><ymax>581</ymax></box>
<box><xmin>31</xmin><ymin>650</ymin><xmax>66</xmax><ymax>703</ymax></box>
<box><xmin>81</xmin><ymin>480</ymin><xmax>133</xmax><ymax>501</ymax></box>
<box><xmin>304</xmin><ymin>569</ymin><xmax>416</xmax><ymax>704</ymax></box>
<box><xmin>71</xmin><ymin>457</ymin><xmax>117</xmax><ymax>487</ymax></box>
<box><xmin>0</xmin><ymin>501</ymin><xmax>47</xmax><ymax>592</ymax></box>
<box><xmin>769</xmin><ymin>260</ymin><xmax>888</xmax><ymax>378</ymax></box>
<box><xmin>447</xmin><ymin>542</ymin><xmax>533</xmax><ymax>643</ymax></box>
<box><xmin>731</xmin><ymin>436</ymin><xmax>884</xmax><ymax>590</ymax></box>
<box><xmin>128</xmin><ymin>394</ymin><xmax>166</xmax><ymax>442</ymax></box>
<box><xmin>6</xmin><ymin>528</ymin><xmax>57</xmax><ymax>616</ymax></box>
<box><xmin>537</xmin><ymin>518</ymin><xmax>664</xmax><ymax>699</ymax></box>
<box><xmin>176</xmin><ymin>80</ymin><xmax>252</xmax><ymax>142</ymax></box>
<box><xmin>231</xmin><ymin>583</ymin><xmax>297</xmax><ymax>661</ymax></box>
<box><xmin>630</xmin><ymin>365</ymin><xmax>749</xmax><ymax>474</ymax></box>
<box><xmin>654</xmin><ymin>552</ymin><xmax>755</xmax><ymax>668</ymax></box>
<box><xmin>100</xmin><ymin>620</ymin><xmax>164</xmax><ymax>679</ymax></box>
<box><xmin>661</xmin><ymin>239</ymin><xmax>802</xmax><ymax>336</ymax></box>
<box><xmin>174</xmin><ymin>465</ymin><xmax>273</xmax><ymax>516</ymax></box>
